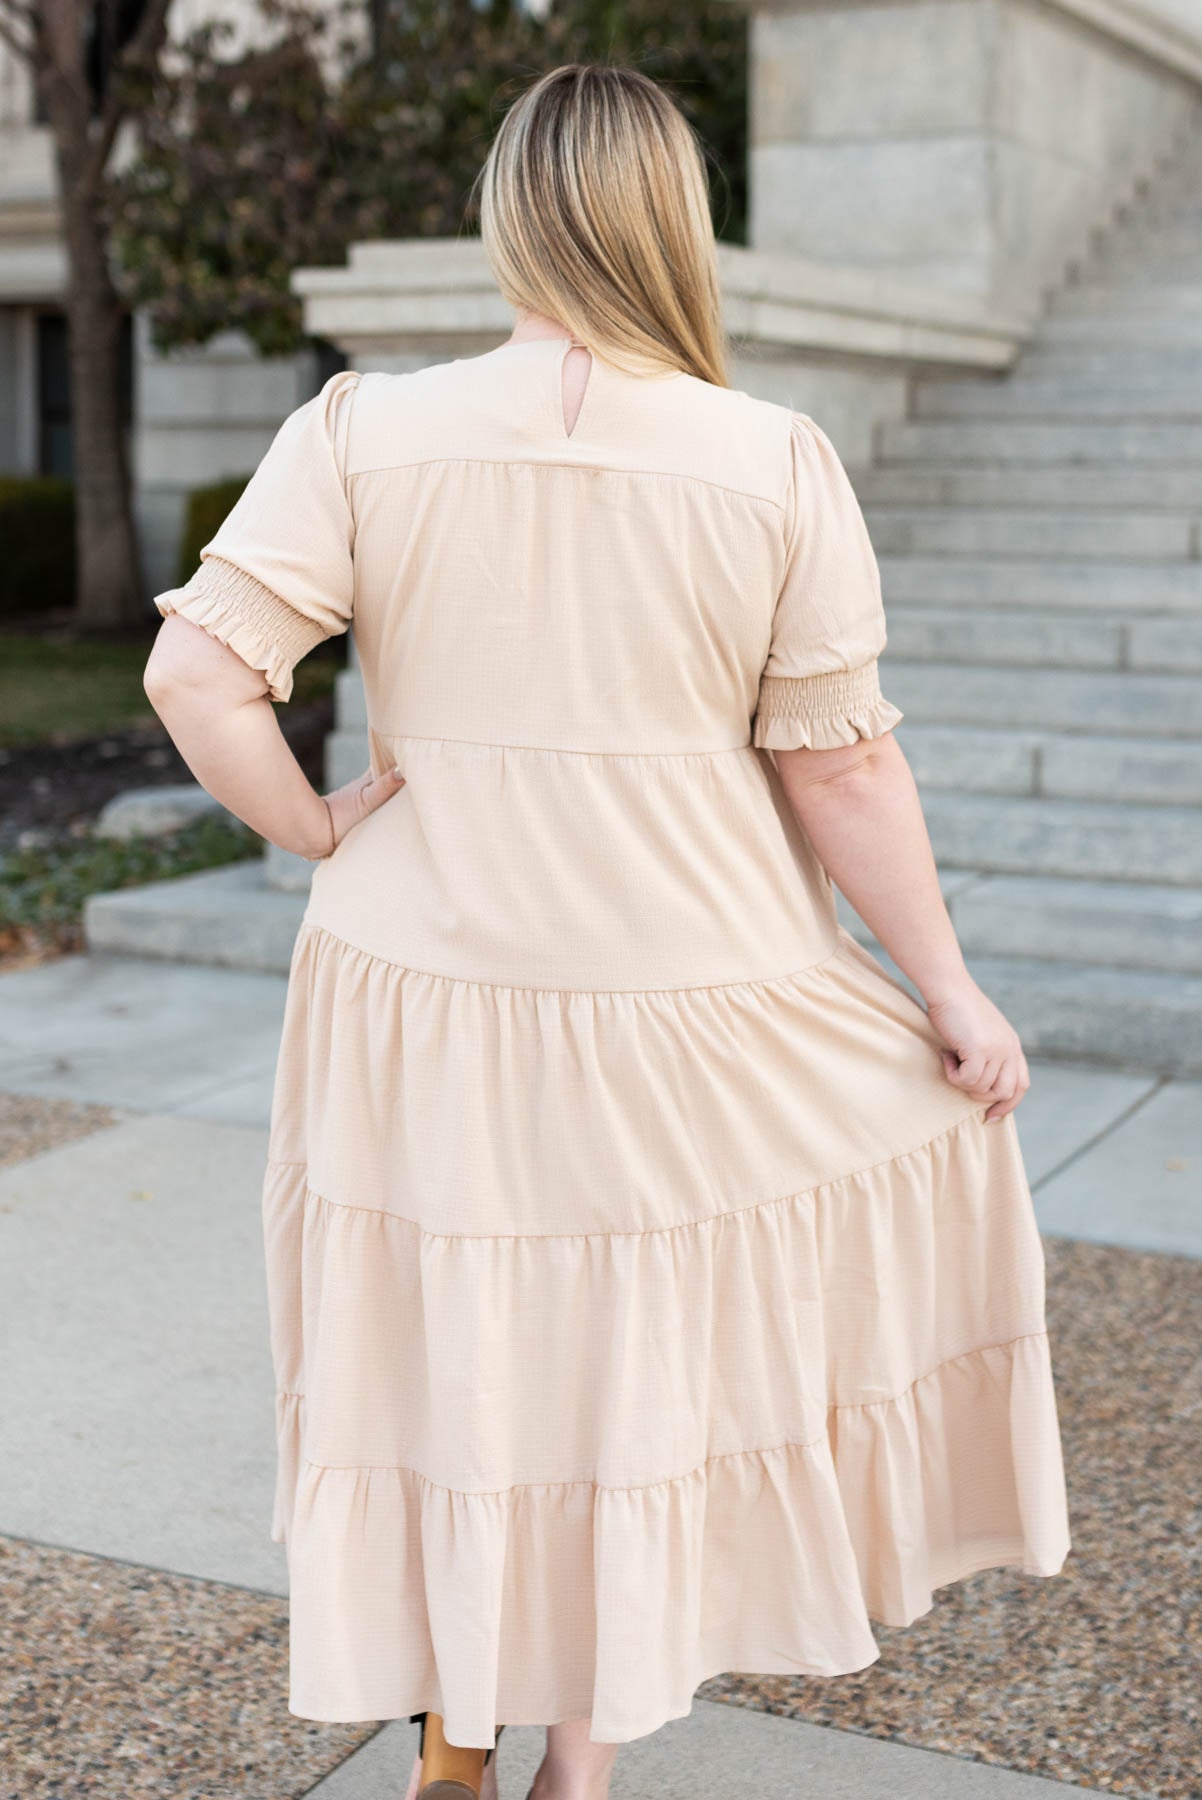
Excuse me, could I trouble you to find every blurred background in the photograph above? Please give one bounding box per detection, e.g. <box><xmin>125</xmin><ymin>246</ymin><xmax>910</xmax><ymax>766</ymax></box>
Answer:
<box><xmin>1</xmin><ymin>2</ymin><xmax>1200</xmax><ymax>1796</ymax></box>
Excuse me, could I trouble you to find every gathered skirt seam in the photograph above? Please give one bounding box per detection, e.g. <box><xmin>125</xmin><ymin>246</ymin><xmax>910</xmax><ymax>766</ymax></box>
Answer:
<box><xmin>293</xmin><ymin>918</ymin><xmax>843</xmax><ymax>998</ymax></box>
<box><xmin>283</xmin><ymin>1328</ymin><xmax>1050</xmax><ymax>1495</ymax></box>
<box><xmin>275</xmin><ymin>1105</ymin><xmax>987</xmax><ymax>1243</ymax></box>
<box><xmin>376</xmin><ymin>730</ymin><xmax>755</xmax><ymax>761</ymax></box>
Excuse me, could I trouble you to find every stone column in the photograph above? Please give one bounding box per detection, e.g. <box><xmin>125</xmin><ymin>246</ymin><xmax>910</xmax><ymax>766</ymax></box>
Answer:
<box><xmin>744</xmin><ymin>0</ymin><xmax>1201</xmax><ymax>310</ymax></box>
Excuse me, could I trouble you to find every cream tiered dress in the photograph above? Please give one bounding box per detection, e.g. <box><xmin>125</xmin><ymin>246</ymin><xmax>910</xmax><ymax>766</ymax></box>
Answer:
<box><xmin>153</xmin><ymin>337</ymin><xmax>1071</xmax><ymax>1745</ymax></box>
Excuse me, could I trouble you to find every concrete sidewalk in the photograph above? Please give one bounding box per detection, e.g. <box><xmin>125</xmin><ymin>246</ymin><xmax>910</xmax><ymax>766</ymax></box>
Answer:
<box><xmin>1</xmin><ymin>949</ymin><xmax>1197</xmax><ymax>1799</ymax></box>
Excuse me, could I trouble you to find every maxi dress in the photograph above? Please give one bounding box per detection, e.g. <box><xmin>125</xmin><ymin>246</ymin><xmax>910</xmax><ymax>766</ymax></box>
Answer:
<box><xmin>153</xmin><ymin>336</ymin><xmax>1072</xmax><ymax>1746</ymax></box>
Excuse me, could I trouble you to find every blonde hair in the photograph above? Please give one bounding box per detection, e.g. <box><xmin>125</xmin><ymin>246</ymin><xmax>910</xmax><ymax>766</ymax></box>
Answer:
<box><xmin>471</xmin><ymin>64</ymin><xmax>728</xmax><ymax>387</ymax></box>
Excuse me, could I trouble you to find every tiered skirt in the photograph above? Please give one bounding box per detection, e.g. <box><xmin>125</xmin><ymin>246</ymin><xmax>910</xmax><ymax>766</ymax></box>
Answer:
<box><xmin>262</xmin><ymin>915</ymin><xmax>1070</xmax><ymax>1744</ymax></box>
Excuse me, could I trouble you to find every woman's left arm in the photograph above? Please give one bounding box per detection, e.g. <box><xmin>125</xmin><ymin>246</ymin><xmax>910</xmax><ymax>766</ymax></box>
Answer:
<box><xmin>754</xmin><ymin>409</ymin><xmax>1028</xmax><ymax>1122</ymax></box>
<box><xmin>774</xmin><ymin>728</ymin><xmax>1029</xmax><ymax>1122</ymax></box>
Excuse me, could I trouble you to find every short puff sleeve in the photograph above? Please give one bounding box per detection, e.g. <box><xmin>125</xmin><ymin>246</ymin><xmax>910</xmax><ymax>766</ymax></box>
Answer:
<box><xmin>752</xmin><ymin>411</ymin><xmax>903</xmax><ymax>751</ymax></box>
<box><xmin>152</xmin><ymin>368</ymin><xmax>362</xmax><ymax>704</ymax></box>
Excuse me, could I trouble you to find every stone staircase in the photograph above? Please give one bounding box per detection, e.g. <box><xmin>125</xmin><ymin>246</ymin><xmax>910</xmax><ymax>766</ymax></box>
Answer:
<box><xmin>852</xmin><ymin>143</ymin><xmax>1202</xmax><ymax>1072</ymax></box>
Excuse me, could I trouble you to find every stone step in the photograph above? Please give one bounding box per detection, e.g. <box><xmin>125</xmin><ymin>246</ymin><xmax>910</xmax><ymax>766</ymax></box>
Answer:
<box><xmin>877</xmin><ymin>418</ymin><xmax>1202</xmax><ymax>464</ymax></box>
<box><xmin>920</xmin><ymin>790</ymin><xmax>1202</xmax><ymax>884</ymax></box>
<box><xmin>1037</xmin><ymin>314</ymin><xmax>1202</xmax><ymax>347</ymax></box>
<box><xmin>890</xmin><ymin>610</ymin><xmax>1202</xmax><ymax>673</ymax></box>
<box><xmin>1016</xmin><ymin>344</ymin><xmax>1202</xmax><ymax>380</ymax></box>
<box><xmin>853</xmin><ymin>463</ymin><xmax>1202</xmax><ymax>510</ymax></box>
<box><xmin>1050</xmin><ymin>280</ymin><xmax>1202</xmax><ymax>315</ymax></box>
<box><xmin>1089</xmin><ymin>251</ymin><xmax>1202</xmax><ymax>281</ymax></box>
<box><xmin>952</xmin><ymin>875</ymin><xmax>1202</xmax><ymax>976</ymax></box>
<box><xmin>910</xmin><ymin>380</ymin><xmax>1202</xmax><ymax>420</ymax></box>
<box><xmin>84</xmin><ymin>856</ymin><xmax>307</xmax><ymax>975</ymax></box>
<box><xmin>883</xmin><ymin>658</ymin><xmax>1202</xmax><ymax>737</ymax></box>
<box><xmin>886</xmin><ymin>607</ymin><xmax>1118</xmax><ymax>669</ymax></box>
<box><xmin>863</xmin><ymin>505</ymin><xmax>1194</xmax><ymax>559</ymax></box>
<box><xmin>837</xmin><ymin>917</ymin><xmax>1202</xmax><ymax>1071</ymax></box>
<box><xmin>954</xmin><ymin>956</ymin><xmax>1202</xmax><ymax>1075</ymax></box>
<box><xmin>1129</xmin><ymin>614</ymin><xmax>1202</xmax><ymax>672</ymax></box>
<box><xmin>1133</xmin><ymin>171</ymin><xmax>1202</xmax><ymax>207</ymax></box>
<box><xmin>1096</xmin><ymin>228</ymin><xmax>1202</xmax><ymax>261</ymax></box>
<box><xmin>1118</xmin><ymin>188</ymin><xmax>1202</xmax><ymax>215</ymax></box>
<box><xmin>898</xmin><ymin>722</ymin><xmax>1202</xmax><ymax>806</ymax></box>
<box><xmin>841</xmin><ymin>870</ymin><xmax>1202</xmax><ymax>975</ymax></box>
<box><xmin>878</xmin><ymin>554</ymin><xmax>1202</xmax><ymax>613</ymax></box>
<box><xmin>899</xmin><ymin>723</ymin><xmax>1044</xmax><ymax>795</ymax></box>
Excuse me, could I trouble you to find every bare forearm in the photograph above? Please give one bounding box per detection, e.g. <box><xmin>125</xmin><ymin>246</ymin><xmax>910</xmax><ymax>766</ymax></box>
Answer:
<box><xmin>776</xmin><ymin>733</ymin><xmax>968</xmax><ymax>1005</ymax></box>
<box><xmin>144</xmin><ymin>674</ymin><xmax>331</xmax><ymax>860</ymax></box>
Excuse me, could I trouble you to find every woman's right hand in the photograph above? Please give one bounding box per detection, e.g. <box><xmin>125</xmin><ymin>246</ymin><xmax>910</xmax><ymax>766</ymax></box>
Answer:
<box><xmin>925</xmin><ymin>977</ymin><xmax>1031</xmax><ymax>1122</ymax></box>
<box><xmin>317</xmin><ymin>765</ymin><xmax>407</xmax><ymax>855</ymax></box>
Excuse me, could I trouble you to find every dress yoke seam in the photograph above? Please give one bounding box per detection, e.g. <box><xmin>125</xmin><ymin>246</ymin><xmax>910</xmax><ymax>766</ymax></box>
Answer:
<box><xmin>346</xmin><ymin>454</ymin><xmax>787</xmax><ymax>513</ymax></box>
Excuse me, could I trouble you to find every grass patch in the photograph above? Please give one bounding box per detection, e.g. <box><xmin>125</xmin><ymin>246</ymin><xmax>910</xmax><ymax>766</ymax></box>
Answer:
<box><xmin>0</xmin><ymin>632</ymin><xmax>341</xmax><ymax>749</ymax></box>
<box><xmin>0</xmin><ymin>812</ymin><xmax>264</xmax><ymax>964</ymax></box>
<box><xmin>0</xmin><ymin>636</ymin><xmax>162</xmax><ymax>748</ymax></box>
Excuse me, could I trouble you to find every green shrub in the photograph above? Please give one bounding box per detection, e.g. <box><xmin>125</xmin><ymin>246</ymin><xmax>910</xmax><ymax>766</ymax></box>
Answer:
<box><xmin>0</xmin><ymin>477</ymin><xmax>76</xmax><ymax>616</ymax></box>
<box><xmin>176</xmin><ymin>475</ymin><xmax>249</xmax><ymax>584</ymax></box>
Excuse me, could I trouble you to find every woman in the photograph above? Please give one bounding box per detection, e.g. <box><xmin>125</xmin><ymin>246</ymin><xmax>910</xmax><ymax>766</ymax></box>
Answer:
<box><xmin>144</xmin><ymin>61</ymin><xmax>1071</xmax><ymax>1800</ymax></box>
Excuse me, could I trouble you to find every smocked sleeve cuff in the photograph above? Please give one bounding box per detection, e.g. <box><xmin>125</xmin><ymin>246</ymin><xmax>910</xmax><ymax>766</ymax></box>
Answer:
<box><xmin>152</xmin><ymin>555</ymin><xmax>326</xmax><ymax>704</ymax></box>
<box><xmin>752</xmin><ymin>660</ymin><xmax>904</xmax><ymax>751</ymax></box>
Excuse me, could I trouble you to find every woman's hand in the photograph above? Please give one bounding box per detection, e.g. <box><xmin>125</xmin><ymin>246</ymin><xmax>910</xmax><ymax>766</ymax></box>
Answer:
<box><xmin>311</xmin><ymin>766</ymin><xmax>407</xmax><ymax>857</ymax></box>
<box><xmin>925</xmin><ymin>978</ymin><xmax>1031</xmax><ymax>1122</ymax></box>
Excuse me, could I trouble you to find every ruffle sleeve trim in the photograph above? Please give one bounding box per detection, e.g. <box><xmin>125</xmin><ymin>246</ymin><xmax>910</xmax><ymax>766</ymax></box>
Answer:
<box><xmin>152</xmin><ymin>554</ymin><xmax>326</xmax><ymax>704</ymax></box>
<box><xmin>752</xmin><ymin>660</ymin><xmax>903</xmax><ymax>751</ymax></box>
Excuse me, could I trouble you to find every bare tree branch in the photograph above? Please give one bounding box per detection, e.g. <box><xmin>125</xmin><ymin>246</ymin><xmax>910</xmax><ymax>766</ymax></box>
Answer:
<box><xmin>82</xmin><ymin>0</ymin><xmax>173</xmax><ymax>195</ymax></box>
<box><xmin>122</xmin><ymin>0</ymin><xmax>173</xmax><ymax>63</ymax></box>
<box><xmin>0</xmin><ymin>6</ymin><xmax>35</xmax><ymax>60</ymax></box>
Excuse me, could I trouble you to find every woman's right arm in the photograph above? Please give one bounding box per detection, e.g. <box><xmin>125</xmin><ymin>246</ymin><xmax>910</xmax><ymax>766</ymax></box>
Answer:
<box><xmin>774</xmin><ymin>728</ymin><xmax>1030</xmax><ymax>1123</ymax></box>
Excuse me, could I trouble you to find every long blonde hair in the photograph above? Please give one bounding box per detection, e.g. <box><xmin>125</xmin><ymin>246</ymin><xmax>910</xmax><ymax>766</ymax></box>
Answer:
<box><xmin>471</xmin><ymin>64</ymin><xmax>728</xmax><ymax>387</ymax></box>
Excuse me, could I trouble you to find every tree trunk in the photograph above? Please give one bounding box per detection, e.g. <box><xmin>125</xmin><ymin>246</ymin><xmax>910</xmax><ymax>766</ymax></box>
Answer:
<box><xmin>57</xmin><ymin>170</ymin><xmax>143</xmax><ymax>630</ymax></box>
<box><xmin>36</xmin><ymin>0</ymin><xmax>144</xmax><ymax>634</ymax></box>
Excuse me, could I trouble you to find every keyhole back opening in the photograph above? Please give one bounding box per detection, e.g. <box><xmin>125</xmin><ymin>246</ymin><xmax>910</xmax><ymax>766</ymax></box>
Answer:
<box><xmin>560</xmin><ymin>342</ymin><xmax>594</xmax><ymax>440</ymax></box>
